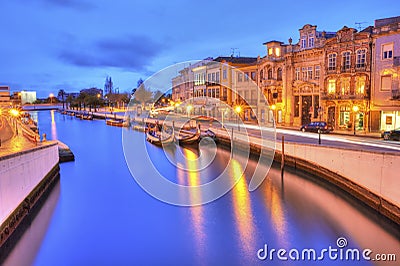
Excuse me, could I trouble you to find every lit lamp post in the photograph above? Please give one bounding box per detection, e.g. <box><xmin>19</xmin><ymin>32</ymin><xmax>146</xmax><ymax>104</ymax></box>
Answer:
<box><xmin>352</xmin><ymin>105</ymin><xmax>359</xmax><ymax>136</ymax></box>
<box><xmin>235</xmin><ymin>105</ymin><xmax>242</xmax><ymax>131</ymax></box>
<box><xmin>49</xmin><ymin>93</ymin><xmax>54</xmax><ymax>104</ymax></box>
<box><xmin>9</xmin><ymin>108</ymin><xmax>20</xmax><ymax>135</ymax></box>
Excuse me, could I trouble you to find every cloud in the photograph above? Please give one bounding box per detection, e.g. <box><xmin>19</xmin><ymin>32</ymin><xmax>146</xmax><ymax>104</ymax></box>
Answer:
<box><xmin>58</xmin><ymin>35</ymin><xmax>166</xmax><ymax>72</ymax></box>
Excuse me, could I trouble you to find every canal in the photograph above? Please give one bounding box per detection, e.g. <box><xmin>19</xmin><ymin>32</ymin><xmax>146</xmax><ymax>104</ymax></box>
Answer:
<box><xmin>3</xmin><ymin>110</ymin><xmax>399</xmax><ymax>265</ymax></box>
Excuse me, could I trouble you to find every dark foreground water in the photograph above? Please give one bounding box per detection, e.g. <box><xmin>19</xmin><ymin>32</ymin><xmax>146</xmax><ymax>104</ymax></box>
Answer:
<box><xmin>3</xmin><ymin>110</ymin><xmax>399</xmax><ymax>266</ymax></box>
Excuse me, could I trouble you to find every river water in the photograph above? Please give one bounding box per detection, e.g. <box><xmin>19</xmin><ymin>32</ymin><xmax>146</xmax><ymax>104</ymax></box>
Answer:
<box><xmin>3</xmin><ymin>110</ymin><xmax>399</xmax><ymax>266</ymax></box>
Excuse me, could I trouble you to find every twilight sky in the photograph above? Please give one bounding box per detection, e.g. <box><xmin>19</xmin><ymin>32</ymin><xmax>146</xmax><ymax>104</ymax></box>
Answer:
<box><xmin>0</xmin><ymin>0</ymin><xmax>399</xmax><ymax>97</ymax></box>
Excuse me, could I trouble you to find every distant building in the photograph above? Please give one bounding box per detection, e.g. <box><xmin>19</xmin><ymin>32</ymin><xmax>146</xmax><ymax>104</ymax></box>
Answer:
<box><xmin>0</xmin><ymin>86</ymin><xmax>10</xmax><ymax>106</ymax></box>
<box><xmin>80</xmin><ymin>88</ymin><xmax>103</xmax><ymax>97</ymax></box>
<box><xmin>371</xmin><ymin>16</ymin><xmax>400</xmax><ymax>131</ymax></box>
<box><xmin>20</xmin><ymin>91</ymin><xmax>37</xmax><ymax>104</ymax></box>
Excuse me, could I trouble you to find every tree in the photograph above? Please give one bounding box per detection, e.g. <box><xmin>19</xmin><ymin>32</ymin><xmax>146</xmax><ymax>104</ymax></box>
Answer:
<box><xmin>134</xmin><ymin>83</ymin><xmax>152</xmax><ymax>107</ymax></box>
<box><xmin>58</xmin><ymin>89</ymin><xmax>66</xmax><ymax>109</ymax></box>
<box><xmin>66</xmin><ymin>95</ymin><xmax>73</xmax><ymax>109</ymax></box>
<box><xmin>153</xmin><ymin>90</ymin><xmax>164</xmax><ymax>102</ymax></box>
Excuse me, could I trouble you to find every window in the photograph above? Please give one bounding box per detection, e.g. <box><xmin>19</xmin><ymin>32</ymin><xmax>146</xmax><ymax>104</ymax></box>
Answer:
<box><xmin>212</xmin><ymin>73</ymin><xmax>215</xmax><ymax>81</ymax></box>
<box><xmin>328</xmin><ymin>79</ymin><xmax>336</xmax><ymax>94</ymax></box>
<box><xmin>307</xmin><ymin>67</ymin><xmax>313</xmax><ymax>80</ymax></box>
<box><xmin>260</xmin><ymin>70</ymin><xmax>264</xmax><ymax>80</ymax></box>
<box><xmin>244</xmin><ymin>72</ymin><xmax>249</xmax><ymax>81</ymax></box>
<box><xmin>356</xmin><ymin>49</ymin><xmax>366</xmax><ymax>68</ymax></box>
<box><xmin>216</xmin><ymin>88</ymin><xmax>220</xmax><ymax>98</ymax></box>
<box><xmin>301</xmin><ymin>35</ymin><xmax>307</xmax><ymax>48</ymax></box>
<box><xmin>356</xmin><ymin>76</ymin><xmax>366</xmax><ymax>94</ymax></box>
<box><xmin>223</xmin><ymin>69</ymin><xmax>227</xmax><ymax>80</ymax></box>
<box><xmin>238</xmin><ymin>72</ymin><xmax>243</xmax><ymax>82</ymax></box>
<box><xmin>302</xmin><ymin>67</ymin><xmax>307</xmax><ymax>80</ymax></box>
<box><xmin>382</xmin><ymin>43</ymin><xmax>393</xmax><ymax>59</ymax></box>
<box><xmin>340</xmin><ymin>77</ymin><xmax>350</xmax><ymax>95</ymax></box>
<box><xmin>268</xmin><ymin>48</ymin><xmax>273</xmax><ymax>55</ymax></box>
<box><xmin>277</xmin><ymin>68</ymin><xmax>282</xmax><ymax>81</ymax></box>
<box><xmin>268</xmin><ymin>69</ymin><xmax>273</xmax><ymax>79</ymax></box>
<box><xmin>251</xmin><ymin>71</ymin><xmax>256</xmax><ymax>81</ymax></box>
<box><xmin>294</xmin><ymin>96</ymin><xmax>300</xmax><ymax>117</ymax></box>
<box><xmin>216</xmin><ymin>72</ymin><xmax>220</xmax><ymax>82</ymax></box>
<box><xmin>208</xmin><ymin>73</ymin><xmax>211</xmax><ymax>82</ymax></box>
<box><xmin>277</xmin><ymin>88</ymin><xmax>282</xmax><ymax>103</ymax></box>
<box><xmin>308</xmin><ymin>34</ymin><xmax>314</xmax><ymax>48</ymax></box>
<box><xmin>328</xmin><ymin>54</ymin><xmax>337</xmax><ymax>70</ymax></box>
<box><xmin>342</xmin><ymin>51</ymin><xmax>351</xmax><ymax>69</ymax></box>
<box><xmin>381</xmin><ymin>75</ymin><xmax>392</xmax><ymax>91</ymax></box>
<box><xmin>275</xmin><ymin>47</ymin><xmax>281</xmax><ymax>57</ymax></box>
<box><xmin>315</xmin><ymin>66</ymin><xmax>320</xmax><ymax>80</ymax></box>
<box><xmin>295</xmin><ymin>68</ymin><xmax>300</xmax><ymax>80</ymax></box>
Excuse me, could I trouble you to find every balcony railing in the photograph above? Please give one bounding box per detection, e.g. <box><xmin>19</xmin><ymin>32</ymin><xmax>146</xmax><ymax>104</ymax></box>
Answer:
<box><xmin>321</xmin><ymin>92</ymin><xmax>369</xmax><ymax>100</ymax></box>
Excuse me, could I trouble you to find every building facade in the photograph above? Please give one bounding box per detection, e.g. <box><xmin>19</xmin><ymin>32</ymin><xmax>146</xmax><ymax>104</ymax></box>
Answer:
<box><xmin>0</xmin><ymin>86</ymin><xmax>10</xmax><ymax>107</ymax></box>
<box><xmin>371</xmin><ymin>16</ymin><xmax>400</xmax><ymax>131</ymax></box>
<box><xmin>321</xmin><ymin>26</ymin><xmax>372</xmax><ymax>132</ymax></box>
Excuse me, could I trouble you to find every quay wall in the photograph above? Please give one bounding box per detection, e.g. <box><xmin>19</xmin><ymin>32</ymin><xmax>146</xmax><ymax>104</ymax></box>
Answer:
<box><xmin>0</xmin><ymin>142</ymin><xmax>59</xmax><ymax>250</ymax></box>
<box><xmin>215</xmin><ymin>129</ymin><xmax>400</xmax><ymax>224</ymax></box>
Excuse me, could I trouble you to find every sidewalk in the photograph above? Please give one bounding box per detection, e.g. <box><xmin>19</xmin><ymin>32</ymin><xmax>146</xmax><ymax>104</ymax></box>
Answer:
<box><xmin>0</xmin><ymin>118</ymin><xmax>37</xmax><ymax>157</ymax></box>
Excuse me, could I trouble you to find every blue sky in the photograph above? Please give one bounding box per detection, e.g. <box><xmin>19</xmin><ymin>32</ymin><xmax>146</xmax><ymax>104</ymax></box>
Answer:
<box><xmin>0</xmin><ymin>0</ymin><xmax>399</xmax><ymax>97</ymax></box>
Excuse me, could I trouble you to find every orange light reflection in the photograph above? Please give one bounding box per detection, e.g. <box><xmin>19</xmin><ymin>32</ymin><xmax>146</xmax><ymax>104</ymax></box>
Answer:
<box><xmin>230</xmin><ymin>159</ymin><xmax>256</xmax><ymax>258</ymax></box>
<box><xmin>184</xmin><ymin>149</ymin><xmax>206</xmax><ymax>259</ymax></box>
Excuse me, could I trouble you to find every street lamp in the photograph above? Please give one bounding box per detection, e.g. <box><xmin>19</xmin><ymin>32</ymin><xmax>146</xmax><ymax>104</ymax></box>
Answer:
<box><xmin>49</xmin><ymin>93</ymin><xmax>54</xmax><ymax>104</ymax></box>
<box><xmin>352</xmin><ymin>105</ymin><xmax>359</xmax><ymax>135</ymax></box>
<box><xmin>235</xmin><ymin>105</ymin><xmax>242</xmax><ymax>131</ymax></box>
<box><xmin>9</xmin><ymin>108</ymin><xmax>20</xmax><ymax>135</ymax></box>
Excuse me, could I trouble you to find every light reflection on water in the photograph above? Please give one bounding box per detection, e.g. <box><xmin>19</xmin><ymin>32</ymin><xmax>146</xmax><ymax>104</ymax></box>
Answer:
<box><xmin>2</xmin><ymin>110</ymin><xmax>399</xmax><ymax>266</ymax></box>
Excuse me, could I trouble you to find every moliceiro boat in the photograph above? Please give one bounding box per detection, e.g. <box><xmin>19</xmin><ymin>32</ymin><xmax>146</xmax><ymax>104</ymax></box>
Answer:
<box><xmin>146</xmin><ymin>126</ymin><xmax>176</xmax><ymax>146</ymax></box>
<box><xmin>106</xmin><ymin>118</ymin><xmax>124</xmax><ymax>127</ymax></box>
<box><xmin>176</xmin><ymin>124</ymin><xmax>201</xmax><ymax>145</ymax></box>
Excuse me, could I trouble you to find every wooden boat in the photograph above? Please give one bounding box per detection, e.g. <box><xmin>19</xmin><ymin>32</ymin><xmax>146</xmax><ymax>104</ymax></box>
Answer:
<box><xmin>176</xmin><ymin>125</ymin><xmax>201</xmax><ymax>145</ymax></box>
<box><xmin>146</xmin><ymin>129</ymin><xmax>175</xmax><ymax>146</ymax></box>
<box><xmin>106</xmin><ymin>118</ymin><xmax>124</xmax><ymax>127</ymax></box>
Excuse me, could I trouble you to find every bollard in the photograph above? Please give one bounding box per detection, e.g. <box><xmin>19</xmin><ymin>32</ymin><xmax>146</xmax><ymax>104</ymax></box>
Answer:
<box><xmin>318</xmin><ymin>130</ymin><xmax>321</xmax><ymax>145</ymax></box>
<box><xmin>42</xmin><ymin>133</ymin><xmax>47</xmax><ymax>142</ymax></box>
<box><xmin>281</xmin><ymin>135</ymin><xmax>285</xmax><ymax>177</ymax></box>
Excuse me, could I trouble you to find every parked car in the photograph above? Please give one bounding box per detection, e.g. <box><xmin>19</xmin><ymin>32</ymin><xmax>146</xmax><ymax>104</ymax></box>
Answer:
<box><xmin>300</xmin><ymin>121</ymin><xmax>332</xmax><ymax>133</ymax></box>
<box><xmin>382</xmin><ymin>128</ymin><xmax>400</xmax><ymax>141</ymax></box>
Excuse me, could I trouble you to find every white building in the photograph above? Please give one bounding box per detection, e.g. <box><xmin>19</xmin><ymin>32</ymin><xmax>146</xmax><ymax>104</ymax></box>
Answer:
<box><xmin>21</xmin><ymin>91</ymin><xmax>37</xmax><ymax>104</ymax></box>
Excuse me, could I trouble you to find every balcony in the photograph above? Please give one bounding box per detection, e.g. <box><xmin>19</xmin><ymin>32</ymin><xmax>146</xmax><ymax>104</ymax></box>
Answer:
<box><xmin>321</xmin><ymin>91</ymin><xmax>369</xmax><ymax>100</ymax></box>
<box><xmin>341</xmin><ymin>65</ymin><xmax>351</xmax><ymax>73</ymax></box>
<box><xmin>355</xmin><ymin>64</ymin><xmax>366</xmax><ymax>72</ymax></box>
<box><xmin>326</xmin><ymin>67</ymin><xmax>336</xmax><ymax>74</ymax></box>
